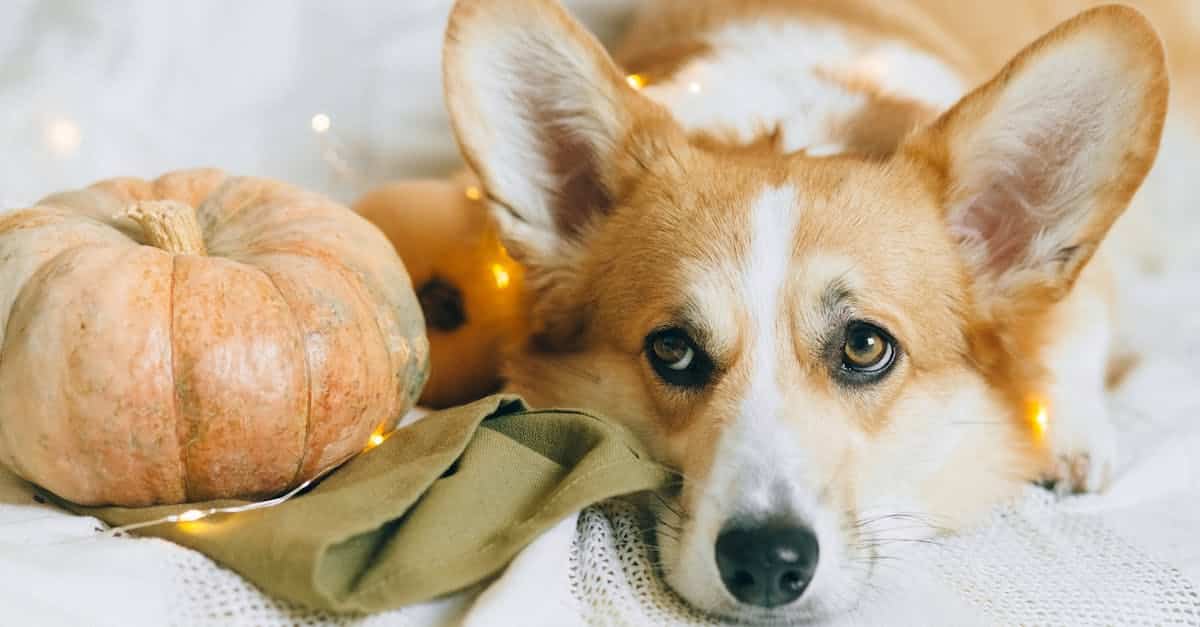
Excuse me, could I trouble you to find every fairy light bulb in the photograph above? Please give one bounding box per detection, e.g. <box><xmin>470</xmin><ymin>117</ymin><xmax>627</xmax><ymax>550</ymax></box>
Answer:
<box><xmin>1029</xmin><ymin>398</ymin><xmax>1050</xmax><ymax>442</ymax></box>
<box><xmin>625</xmin><ymin>74</ymin><xmax>646</xmax><ymax>90</ymax></box>
<box><xmin>45</xmin><ymin>117</ymin><xmax>82</xmax><ymax>157</ymax></box>
<box><xmin>465</xmin><ymin>186</ymin><xmax>483</xmax><ymax>201</ymax></box>
<box><xmin>176</xmin><ymin>509</ymin><xmax>206</xmax><ymax>523</ymax></box>
<box><xmin>491</xmin><ymin>263</ymin><xmax>511</xmax><ymax>289</ymax></box>
<box><xmin>367</xmin><ymin>432</ymin><xmax>386</xmax><ymax>448</ymax></box>
<box><xmin>310</xmin><ymin>113</ymin><xmax>331</xmax><ymax>134</ymax></box>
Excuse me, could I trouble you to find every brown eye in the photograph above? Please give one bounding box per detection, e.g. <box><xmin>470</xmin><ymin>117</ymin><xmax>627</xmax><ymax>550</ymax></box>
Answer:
<box><xmin>841</xmin><ymin>322</ymin><xmax>896</xmax><ymax>376</ymax></box>
<box><xmin>645</xmin><ymin>328</ymin><xmax>714</xmax><ymax>388</ymax></box>
<box><xmin>653</xmin><ymin>334</ymin><xmax>694</xmax><ymax>370</ymax></box>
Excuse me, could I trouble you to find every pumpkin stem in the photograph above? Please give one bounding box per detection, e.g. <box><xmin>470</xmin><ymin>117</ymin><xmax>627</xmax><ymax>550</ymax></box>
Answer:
<box><xmin>121</xmin><ymin>200</ymin><xmax>208</xmax><ymax>256</ymax></box>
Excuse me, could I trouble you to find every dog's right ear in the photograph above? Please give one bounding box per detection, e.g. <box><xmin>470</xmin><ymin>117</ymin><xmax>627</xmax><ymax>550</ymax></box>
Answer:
<box><xmin>443</xmin><ymin>0</ymin><xmax>668</xmax><ymax>273</ymax></box>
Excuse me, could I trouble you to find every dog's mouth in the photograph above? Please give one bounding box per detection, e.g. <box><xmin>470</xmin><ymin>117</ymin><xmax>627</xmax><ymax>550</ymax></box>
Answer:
<box><xmin>644</xmin><ymin>485</ymin><xmax>946</xmax><ymax>624</ymax></box>
<box><xmin>645</xmin><ymin>488</ymin><xmax>863</xmax><ymax>624</ymax></box>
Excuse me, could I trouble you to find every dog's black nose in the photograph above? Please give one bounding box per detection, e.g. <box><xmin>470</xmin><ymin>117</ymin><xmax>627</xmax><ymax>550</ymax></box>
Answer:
<box><xmin>715</xmin><ymin>523</ymin><xmax>819</xmax><ymax>608</ymax></box>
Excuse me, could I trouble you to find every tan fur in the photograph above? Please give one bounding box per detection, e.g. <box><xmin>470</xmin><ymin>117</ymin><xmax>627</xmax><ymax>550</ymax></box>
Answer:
<box><xmin>616</xmin><ymin>0</ymin><xmax>1196</xmax><ymax>106</ymax></box>
<box><xmin>617</xmin><ymin>1</ymin><xmax>1196</xmax><ymax>156</ymax></box>
<box><xmin>442</xmin><ymin>0</ymin><xmax>1178</xmax><ymax>619</ymax></box>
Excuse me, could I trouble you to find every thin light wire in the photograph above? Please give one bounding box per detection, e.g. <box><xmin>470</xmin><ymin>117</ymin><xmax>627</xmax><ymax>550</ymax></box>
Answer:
<box><xmin>102</xmin><ymin>449</ymin><xmax>359</xmax><ymax>536</ymax></box>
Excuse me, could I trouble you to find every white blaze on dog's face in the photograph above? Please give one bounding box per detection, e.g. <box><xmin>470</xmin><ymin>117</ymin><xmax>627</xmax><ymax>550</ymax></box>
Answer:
<box><xmin>444</xmin><ymin>0</ymin><xmax>1166</xmax><ymax>619</ymax></box>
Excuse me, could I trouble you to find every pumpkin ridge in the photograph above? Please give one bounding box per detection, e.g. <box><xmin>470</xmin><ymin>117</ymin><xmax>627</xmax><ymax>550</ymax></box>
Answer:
<box><xmin>0</xmin><ymin>286</ymin><xmax>31</xmax><ymax>481</ymax></box>
<box><xmin>256</xmin><ymin>266</ymin><xmax>315</xmax><ymax>487</ymax></box>
<box><xmin>234</xmin><ymin>242</ymin><xmax>399</xmax><ymax>429</ymax></box>
<box><xmin>1</xmin><ymin>209</ymin><xmax>131</xmax><ymax>244</ymax></box>
<box><xmin>0</xmin><ymin>215</ymin><xmax>142</xmax><ymax>483</ymax></box>
<box><xmin>3</xmin><ymin>240</ymin><xmax>120</xmax><ymax>318</ymax></box>
<box><xmin>152</xmin><ymin>169</ymin><xmax>228</xmax><ymax>213</ymax></box>
<box><xmin>197</xmin><ymin>177</ymin><xmax>271</xmax><ymax>241</ymax></box>
<box><xmin>0</xmin><ymin>207</ymin><xmax>79</xmax><ymax>235</ymax></box>
<box><xmin>167</xmin><ymin>252</ymin><xmax>192</xmax><ymax>502</ymax></box>
<box><xmin>0</xmin><ymin>243</ymin><xmax>122</xmax><ymax>493</ymax></box>
<box><xmin>0</xmin><ymin>323</ymin><xmax>16</xmax><ymax>477</ymax></box>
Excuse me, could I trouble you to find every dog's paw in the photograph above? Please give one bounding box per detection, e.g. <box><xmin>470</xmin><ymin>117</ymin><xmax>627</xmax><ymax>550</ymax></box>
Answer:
<box><xmin>1038</xmin><ymin>405</ymin><xmax>1117</xmax><ymax>496</ymax></box>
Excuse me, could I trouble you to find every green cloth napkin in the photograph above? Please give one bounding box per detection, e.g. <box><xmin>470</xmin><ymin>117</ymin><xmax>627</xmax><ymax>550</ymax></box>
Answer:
<box><xmin>62</xmin><ymin>396</ymin><xmax>670</xmax><ymax>613</ymax></box>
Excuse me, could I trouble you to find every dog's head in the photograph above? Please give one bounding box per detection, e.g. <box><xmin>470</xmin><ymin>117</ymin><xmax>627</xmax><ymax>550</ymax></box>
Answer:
<box><xmin>443</xmin><ymin>0</ymin><xmax>1166</xmax><ymax>619</ymax></box>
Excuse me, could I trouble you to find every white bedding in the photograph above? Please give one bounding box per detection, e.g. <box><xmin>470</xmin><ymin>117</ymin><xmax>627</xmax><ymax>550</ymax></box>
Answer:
<box><xmin>1</xmin><ymin>2</ymin><xmax>1199</xmax><ymax>625</ymax></box>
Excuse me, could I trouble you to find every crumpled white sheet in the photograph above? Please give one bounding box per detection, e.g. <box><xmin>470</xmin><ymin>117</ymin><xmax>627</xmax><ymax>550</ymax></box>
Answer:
<box><xmin>2</xmin><ymin>1</ymin><xmax>1199</xmax><ymax>625</ymax></box>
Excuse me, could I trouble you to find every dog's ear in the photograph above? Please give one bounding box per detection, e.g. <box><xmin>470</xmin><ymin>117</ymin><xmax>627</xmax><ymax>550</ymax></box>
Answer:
<box><xmin>443</xmin><ymin>0</ymin><xmax>666</xmax><ymax>269</ymax></box>
<box><xmin>904</xmin><ymin>6</ymin><xmax>1167</xmax><ymax>317</ymax></box>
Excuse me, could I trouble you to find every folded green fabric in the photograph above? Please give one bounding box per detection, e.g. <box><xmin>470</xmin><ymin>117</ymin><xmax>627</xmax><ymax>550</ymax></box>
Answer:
<box><xmin>61</xmin><ymin>396</ymin><xmax>670</xmax><ymax>613</ymax></box>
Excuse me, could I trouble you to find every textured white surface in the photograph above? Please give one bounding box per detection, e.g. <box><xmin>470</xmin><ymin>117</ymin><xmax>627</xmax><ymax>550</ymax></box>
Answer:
<box><xmin>1</xmin><ymin>2</ymin><xmax>1199</xmax><ymax>626</ymax></box>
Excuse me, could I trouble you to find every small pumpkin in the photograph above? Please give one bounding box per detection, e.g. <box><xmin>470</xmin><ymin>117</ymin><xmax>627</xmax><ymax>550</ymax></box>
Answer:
<box><xmin>354</xmin><ymin>173</ymin><xmax>525</xmax><ymax>409</ymax></box>
<box><xmin>0</xmin><ymin>169</ymin><xmax>429</xmax><ymax>506</ymax></box>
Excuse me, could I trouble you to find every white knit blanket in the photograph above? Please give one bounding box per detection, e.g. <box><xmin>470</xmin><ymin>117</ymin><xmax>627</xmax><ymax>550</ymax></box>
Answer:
<box><xmin>2</xmin><ymin>2</ymin><xmax>1199</xmax><ymax>625</ymax></box>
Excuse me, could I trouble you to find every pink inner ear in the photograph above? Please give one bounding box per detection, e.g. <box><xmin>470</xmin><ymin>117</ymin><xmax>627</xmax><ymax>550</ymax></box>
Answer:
<box><xmin>521</xmin><ymin>77</ymin><xmax>614</xmax><ymax>239</ymax></box>
<box><xmin>543</xmin><ymin>122</ymin><xmax>611</xmax><ymax>236</ymax></box>
<box><xmin>952</xmin><ymin>117</ymin><xmax>1090</xmax><ymax>277</ymax></box>
<box><xmin>955</xmin><ymin>182</ymin><xmax>1044</xmax><ymax>274</ymax></box>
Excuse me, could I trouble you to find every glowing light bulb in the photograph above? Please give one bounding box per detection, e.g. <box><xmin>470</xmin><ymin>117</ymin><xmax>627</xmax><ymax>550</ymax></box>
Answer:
<box><xmin>491</xmin><ymin>263</ymin><xmax>511</xmax><ymax>289</ymax></box>
<box><xmin>45</xmin><ymin>118</ymin><xmax>82</xmax><ymax>157</ymax></box>
<box><xmin>176</xmin><ymin>509</ymin><xmax>206</xmax><ymax>523</ymax></box>
<box><xmin>625</xmin><ymin>74</ymin><xmax>646</xmax><ymax>90</ymax></box>
<box><xmin>368</xmin><ymin>433</ymin><xmax>386</xmax><ymax>448</ymax></box>
<box><xmin>687</xmin><ymin>82</ymin><xmax>702</xmax><ymax>94</ymax></box>
<box><xmin>465</xmin><ymin>186</ymin><xmax>483</xmax><ymax>201</ymax></box>
<box><xmin>1029</xmin><ymin>399</ymin><xmax>1049</xmax><ymax>441</ymax></box>
<box><xmin>310</xmin><ymin>113</ymin><xmax>331</xmax><ymax>134</ymax></box>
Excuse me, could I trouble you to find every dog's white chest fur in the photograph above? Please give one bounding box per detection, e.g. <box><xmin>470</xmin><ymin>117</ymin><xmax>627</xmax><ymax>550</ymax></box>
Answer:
<box><xmin>641</xmin><ymin>21</ymin><xmax>965</xmax><ymax>154</ymax></box>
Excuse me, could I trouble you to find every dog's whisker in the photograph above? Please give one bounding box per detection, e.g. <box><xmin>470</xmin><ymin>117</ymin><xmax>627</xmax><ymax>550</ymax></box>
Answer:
<box><xmin>855</xmin><ymin>538</ymin><xmax>945</xmax><ymax>549</ymax></box>
<box><xmin>649</xmin><ymin>491</ymin><xmax>684</xmax><ymax>518</ymax></box>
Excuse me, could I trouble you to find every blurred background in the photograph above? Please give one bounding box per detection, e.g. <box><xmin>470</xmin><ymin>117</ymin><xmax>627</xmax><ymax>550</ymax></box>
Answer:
<box><xmin>0</xmin><ymin>0</ymin><xmax>635</xmax><ymax>209</ymax></box>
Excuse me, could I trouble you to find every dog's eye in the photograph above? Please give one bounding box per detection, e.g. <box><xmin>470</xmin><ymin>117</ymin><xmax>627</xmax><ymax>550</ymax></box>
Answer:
<box><xmin>840</xmin><ymin>322</ymin><xmax>897</xmax><ymax>379</ymax></box>
<box><xmin>646</xmin><ymin>328</ymin><xmax>713</xmax><ymax>388</ymax></box>
<box><xmin>654</xmin><ymin>334</ymin><xmax>694</xmax><ymax>370</ymax></box>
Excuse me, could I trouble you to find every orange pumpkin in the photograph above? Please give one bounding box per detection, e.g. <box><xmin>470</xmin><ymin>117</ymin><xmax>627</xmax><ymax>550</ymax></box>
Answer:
<box><xmin>0</xmin><ymin>169</ymin><xmax>429</xmax><ymax>506</ymax></box>
<box><xmin>354</xmin><ymin>174</ymin><xmax>525</xmax><ymax>409</ymax></box>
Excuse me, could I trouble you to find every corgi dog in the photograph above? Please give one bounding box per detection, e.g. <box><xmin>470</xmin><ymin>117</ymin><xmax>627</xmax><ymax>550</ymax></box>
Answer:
<box><xmin>441</xmin><ymin>0</ymin><xmax>1195</xmax><ymax>620</ymax></box>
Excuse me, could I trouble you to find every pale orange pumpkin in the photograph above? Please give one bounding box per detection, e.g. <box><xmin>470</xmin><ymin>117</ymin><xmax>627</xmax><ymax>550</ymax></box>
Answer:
<box><xmin>354</xmin><ymin>174</ymin><xmax>525</xmax><ymax>409</ymax></box>
<box><xmin>0</xmin><ymin>169</ymin><xmax>429</xmax><ymax>506</ymax></box>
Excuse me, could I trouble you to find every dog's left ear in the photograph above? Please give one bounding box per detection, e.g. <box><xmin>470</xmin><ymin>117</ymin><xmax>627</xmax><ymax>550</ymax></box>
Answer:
<box><xmin>442</xmin><ymin>0</ymin><xmax>671</xmax><ymax>266</ymax></box>
<box><xmin>442</xmin><ymin>0</ymin><xmax>682</xmax><ymax>344</ymax></box>
<box><xmin>904</xmin><ymin>5</ymin><xmax>1168</xmax><ymax>314</ymax></box>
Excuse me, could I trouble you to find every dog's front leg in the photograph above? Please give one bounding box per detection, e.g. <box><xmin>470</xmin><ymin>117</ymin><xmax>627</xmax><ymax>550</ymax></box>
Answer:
<box><xmin>1038</xmin><ymin>257</ymin><xmax>1121</xmax><ymax>495</ymax></box>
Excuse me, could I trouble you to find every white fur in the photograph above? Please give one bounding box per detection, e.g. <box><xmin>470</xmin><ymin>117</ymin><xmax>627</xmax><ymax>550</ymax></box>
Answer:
<box><xmin>642</xmin><ymin>22</ymin><xmax>964</xmax><ymax>154</ymax></box>
<box><xmin>668</xmin><ymin>186</ymin><xmax>855</xmax><ymax>616</ymax></box>
<box><xmin>1040</xmin><ymin>273</ymin><xmax>1118</xmax><ymax>493</ymax></box>
<box><xmin>855</xmin><ymin>372</ymin><xmax>1020</xmax><ymax>532</ymax></box>
<box><xmin>741</xmin><ymin>185</ymin><xmax>799</xmax><ymax>413</ymax></box>
<box><xmin>852</xmin><ymin>42</ymin><xmax>963</xmax><ymax>109</ymax></box>
<box><xmin>669</xmin><ymin>185</ymin><xmax>803</xmax><ymax>608</ymax></box>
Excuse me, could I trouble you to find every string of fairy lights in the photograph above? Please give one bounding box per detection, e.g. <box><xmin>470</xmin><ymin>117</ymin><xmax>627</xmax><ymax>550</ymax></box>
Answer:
<box><xmin>100</xmin><ymin>428</ymin><xmax>396</xmax><ymax>536</ymax></box>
